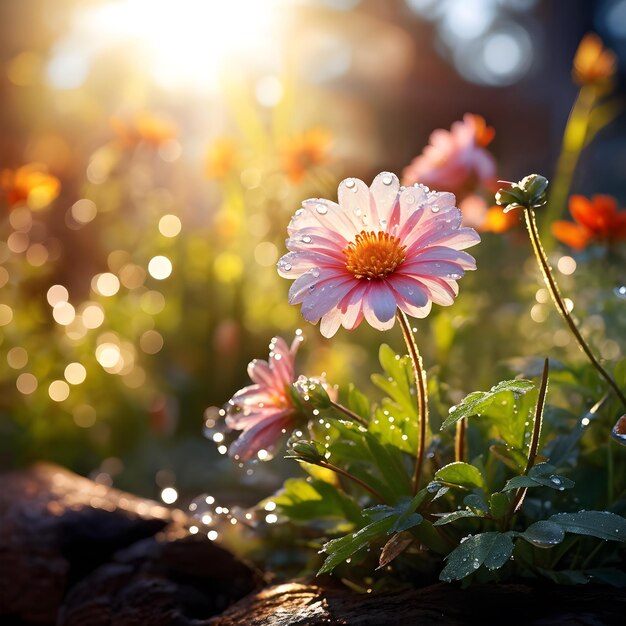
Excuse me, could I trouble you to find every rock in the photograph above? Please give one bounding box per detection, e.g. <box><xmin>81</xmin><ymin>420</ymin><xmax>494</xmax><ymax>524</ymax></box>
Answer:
<box><xmin>0</xmin><ymin>463</ymin><xmax>257</xmax><ymax>625</ymax></box>
<box><xmin>208</xmin><ymin>580</ymin><xmax>626</xmax><ymax>626</ymax></box>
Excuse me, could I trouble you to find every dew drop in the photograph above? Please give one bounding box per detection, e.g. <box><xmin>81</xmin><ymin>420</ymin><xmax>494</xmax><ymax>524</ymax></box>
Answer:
<box><xmin>344</xmin><ymin>178</ymin><xmax>356</xmax><ymax>189</ymax></box>
<box><xmin>282</xmin><ymin>263</ymin><xmax>292</xmax><ymax>271</ymax></box>
<box><xmin>405</xmin><ymin>194</ymin><xmax>415</xmax><ymax>205</ymax></box>
<box><xmin>431</xmin><ymin>206</ymin><xmax>440</xmax><ymax>213</ymax></box>
<box><xmin>302</xmin><ymin>236</ymin><xmax>312</xmax><ymax>243</ymax></box>
<box><xmin>382</xmin><ymin>174</ymin><xmax>393</xmax><ymax>186</ymax></box>
<box><xmin>614</xmin><ymin>285</ymin><xmax>626</xmax><ymax>299</ymax></box>
<box><xmin>316</xmin><ymin>203</ymin><xmax>328</xmax><ymax>215</ymax></box>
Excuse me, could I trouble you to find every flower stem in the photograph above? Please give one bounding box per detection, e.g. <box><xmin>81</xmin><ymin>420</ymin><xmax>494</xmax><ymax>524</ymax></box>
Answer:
<box><xmin>329</xmin><ymin>399</ymin><xmax>369</xmax><ymax>427</ymax></box>
<box><xmin>510</xmin><ymin>358</ymin><xmax>549</xmax><ymax>517</ymax></box>
<box><xmin>318</xmin><ymin>459</ymin><xmax>388</xmax><ymax>504</ymax></box>
<box><xmin>455</xmin><ymin>418</ymin><xmax>466</xmax><ymax>463</ymax></box>
<box><xmin>397</xmin><ymin>310</ymin><xmax>428</xmax><ymax>495</ymax></box>
<box><xmin>524</xmin><ymin>208</ymin><xmax>626</xmax><ymax>408</ymax></box>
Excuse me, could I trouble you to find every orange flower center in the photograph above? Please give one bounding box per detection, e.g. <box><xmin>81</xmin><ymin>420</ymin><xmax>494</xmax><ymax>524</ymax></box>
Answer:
<box><xmin>343</xmin><ymin>230</ymin><xmax>406</xmax><ymax>280</ymax></box>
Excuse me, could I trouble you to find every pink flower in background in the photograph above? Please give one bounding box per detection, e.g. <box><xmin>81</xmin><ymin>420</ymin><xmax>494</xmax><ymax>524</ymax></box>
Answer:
<box><xmin>277</xmin><ymin>172</ymin><xmax>480</xmax><ymax>337</ymax></box>
<box><xmin>402</xmin><ymin>114</ymin><xmax>496</xmax><ymax>195</ymax></box>
<box><xmin>226</xmin><ymin>335</ymin><xmax>302</xmax><ymax>461</ymax></box>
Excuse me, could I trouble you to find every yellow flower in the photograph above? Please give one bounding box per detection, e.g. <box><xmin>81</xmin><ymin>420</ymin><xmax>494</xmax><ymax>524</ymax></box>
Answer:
<box><xmin>205</xmin><ymin>138</ymin><xmax>238</xmax><ymax>180</ymax></box>
<box><xmin>572</xmin><ymin>33</ymin><xmax>616</xmax><ymax>87</ymax></box>
<box><xmin>282</xmin><ymin>128</ymin><xmax>332</xmax><ymax>184</ymax></box>
<box><xmin>1</xmin><ymin>163</ymin><xmax>60</xmax><ymax>210</ymax></box>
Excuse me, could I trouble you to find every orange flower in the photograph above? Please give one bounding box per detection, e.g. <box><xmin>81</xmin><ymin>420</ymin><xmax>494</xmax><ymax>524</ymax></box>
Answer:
<box><xmin>0</xmin><ymin>163</ymin><xmax>60</xmax><ymax>210</ymax></box>
<box><xmin>282</xmin><ymin>128</ymin><xmax>332</xmax><ymax>184</ymax></box>
<box><xmin>572</xmin><ymin>33</ymin><xmax>617</xmax><ymax>87</ymax></box>
<box><xmin>552</xmin><ymin>195</ymin><xmax>626</xmax><ymax>250</ymax></box>
<box><xmin>479</xmin><ymin>205</ymin><xmax>519</xmax><ymax>234</ymax></box>
<box><xmin>111</xmin><ymin>113</ymin><xmax>177</xmax><ymax>148</ymax></box>
<box><xmin>205</xmin><ymin>138</ymin><xmax>238</xmax><ymax>180</ymax></box>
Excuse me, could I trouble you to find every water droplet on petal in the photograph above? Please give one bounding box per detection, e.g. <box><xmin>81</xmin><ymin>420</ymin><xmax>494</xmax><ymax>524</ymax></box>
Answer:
<box><xmin>614</xmin><ymin>285</ymin><xmax>626</xmax><ymax>300</ymax></box>
<box><xmin>344</xmin><ymin>178</ymin><xmax>356</xmax><ymax>189</ymax></box>
<box><xmin>405</xmin><ymin>194</ymin><xmax>415</xmax><ymax>205</ymax></box>
<box><xmin>431</xmin><ymin>205</ymin><xmax>440</xmax><ymax>213</ymax></box>
<box><xmin>382</xmin><ymin>174</ymin><xmax>393</xmax><ymax>185</ymax></box>
<box><xmin>282</xmin><ymin>263</ymin><xmax>292</xmax><ymax>271</ymax></box>
<box><xmin>316</xmin><ymin>203</ymin><xmax>328</xmax><ymax>215</ymax></box>
<box><xmin>302</xmin><ymin>236</ymin><xmax>312</xmax><ymax>244</ymax></box>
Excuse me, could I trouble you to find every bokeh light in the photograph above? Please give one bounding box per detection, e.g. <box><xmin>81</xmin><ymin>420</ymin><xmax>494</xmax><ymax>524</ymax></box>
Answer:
<box><xmin>148</xmin><ymin>256</ymin><xmax>172</xmax><ymax>280</ymax></box>
<box><xmin>64</xmin><ymin>362</ymin><xmax>87</xmax><ymax>385</ymax></box>
<box><xmin>16</xmin><ymin>373</ymin><xmax>38</xmax><ymax>395</ymax></box>
<box><xmin>158</xmin><ymin>215</ymin><xmax>182</xmax><ymax>237</ymax></box>
<box><xmin>49</xmin><ymin>380</ymin><xmax>70</xmax><ymax>402</ymax></box>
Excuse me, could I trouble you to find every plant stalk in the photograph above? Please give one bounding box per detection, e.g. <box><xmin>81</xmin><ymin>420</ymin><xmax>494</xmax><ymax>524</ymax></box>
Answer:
<box><xmin>329</xmin><ymin>399</ymin><xmax>369</xmax><ymax>427</ymax></box>
<box><xmin>318</xmin><ymin>459</ymin><xmax>388</xmax><ymax>504</ymax></box>
<box><xmin>524</xmin><ymin>208</ymin><xmax>626</xmax><ymax>408</ymax></box>
<box><xmin>397</xmin><ymin>310</ymin><xmax>428</xmax><ymax>495</ymax></box>
<box><xmin>455</xmin><ymin>418</ymin><xmax>466</xmax><ymax>463</ymax></box>
<box><xmin>510</xmin><ymin>358</ymin><xmax>549</xmax><ymax>517</ymax></box>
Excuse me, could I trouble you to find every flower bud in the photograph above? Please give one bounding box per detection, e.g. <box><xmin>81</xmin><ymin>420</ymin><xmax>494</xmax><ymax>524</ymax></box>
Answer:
<box><xmin>495</xmin><ymin>174</ymin><xmax>549</xmax><ymax>213</ymax></box>
<box><xmin>285</xmin><ymin>438</ymin><xmax>326</xmax><ymax>464</ymax></box>
<box><xmin>292</xmin><ymin>376</ymin><xmax>333</xmax><ymax>410</ymax></box>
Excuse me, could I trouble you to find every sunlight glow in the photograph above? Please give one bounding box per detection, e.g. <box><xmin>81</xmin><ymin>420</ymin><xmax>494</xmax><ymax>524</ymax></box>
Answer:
<box><xmin>53</xmin><ymin>0</ymin><xmax>287</xmax><ymax>93</ymax></box>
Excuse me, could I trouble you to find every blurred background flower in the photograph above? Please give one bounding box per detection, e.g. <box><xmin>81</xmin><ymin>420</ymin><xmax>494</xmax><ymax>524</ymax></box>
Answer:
<box><xmin>0</xmin><ymin>0</ymin><xmax>625</xmax><ymax>508</ymax></box>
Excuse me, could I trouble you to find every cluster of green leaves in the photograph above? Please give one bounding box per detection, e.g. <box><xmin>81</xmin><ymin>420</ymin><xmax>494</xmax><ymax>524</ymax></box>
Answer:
<box><xmin>270</xmin><ymin>345</ymin><xmax>626</xmax><ymax>586</ymax></box>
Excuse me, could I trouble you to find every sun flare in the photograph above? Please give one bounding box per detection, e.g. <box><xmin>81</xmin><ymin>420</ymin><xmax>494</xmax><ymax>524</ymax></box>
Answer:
<box><xmin>49</xmin><ymin>0</ymin><xmax>286</xmax><ymax>92</ymax></box>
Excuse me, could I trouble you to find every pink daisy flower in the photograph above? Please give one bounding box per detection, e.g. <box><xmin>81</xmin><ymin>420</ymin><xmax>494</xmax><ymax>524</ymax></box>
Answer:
<box><xmin>402</xmin><ymin>114</ymin><xmax>496</xmax><ymax>228</ymax></box>
<box><xmin>226</xmin><ymin>335</ymin><xmax>302</xmax><ymax>461</ymax></box>
<box><xmin>277</xmin><ymin>172</ymin><xmax>480</xmax><ymax>338</ymax></box>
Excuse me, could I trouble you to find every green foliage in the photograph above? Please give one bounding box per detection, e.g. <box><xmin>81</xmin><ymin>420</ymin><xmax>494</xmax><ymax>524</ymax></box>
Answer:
<box><xmin>439</xmin><ymin>532</ymin><xmax>514</xmax><ymax>581</ymax></box>
<box><xmin>547</xmin><ymin>511</ymin><xmax>626</xmax><ymax>542</ymax></box>
<box><xmin>434</xmin><ymin>462</ymin><xmax>487</xmax><ymax>491</ymax></box>
<box><xmin>371</xmin><ymin>344</ymin><xmax>419</xmax><ymax>453</ymax></box>
<box><xmin>319</xmin><ymin>496</ymin><xmax>425</xmax><ymax>574</ymax></box>
<box><xmin>502</xmin><ymin>463</ymin><xmax>575</xmax><ymax>492</ymax></box>
<box><xmin>441</xmin><ymin>379</ymin><xmax>535</xmax><ymax>430</ymax></box>
<box><xmin>272</xmin><ymin>477</ymin><xmax>362</xmax><ymax>528</ymax></box>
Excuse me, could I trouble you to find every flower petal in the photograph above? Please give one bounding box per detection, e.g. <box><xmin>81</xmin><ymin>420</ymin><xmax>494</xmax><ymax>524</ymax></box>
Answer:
<box><xmin>228</xmin><ymin>411</ymin><xmax>294</xmax><ymax>461</ymax></box>
<box><xmin>362</xmin><ymin>282</ymin><xmax>398</xmax><ymax>329</ymax></box>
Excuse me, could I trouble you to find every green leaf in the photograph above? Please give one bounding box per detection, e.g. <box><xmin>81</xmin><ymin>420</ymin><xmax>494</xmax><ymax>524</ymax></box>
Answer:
<box><xmin>489</xmin><ymin>492</ymin><xmax>510</xmax><ymax>519</ymax></box>
<box><xmin>439</xmin><ymin>532</ymin><xmax>514</xmax><ymax>582</ymax></box>
<box><xmin>548</xmin><ymin>511</ymin><xmax>626</xmax><ymax>542</ymax></box>
<box><xmin>319</xmin><ymin>516</ymin><xmax>396</xmax><ymax>574</ymax></box>
<box><xmin>519</xmin><ymin>520</ymin><xmax>565</xmax><ymax>548</ymax></box>
<box><xmin>502</xmin><ymin>463</ymin><xmax>575</xmax><ymax>492</ymax></box>
<box><xmin>347</xmin><ymin>384</ymin><xmax>371</xmax><ymax>421</ymax></box>
<box><xmin>434</xmin><ymin>462</ymin><xmax>487</xmax><ymax>491</ymax></box>
<box><xmin>464</xmin><ymin>493</ymin><xmax>489</xmax><ymax>513</ymax></box>
<box><xmin>318</xmin><ymin>496</ymin><xmax>425</xmax><ymax>574</ymax></box>
<box><xmin>371</xmin><ymin>344</ymin><xmax>419</xmax><ymax>452</ymax></box>
<box><xmin>272</xmin><ymin>478</ymin><xmax>363</xmax><ymax>527</ymax></box>
<box><xmin>433</xmin><ymin>510</ymin><xmax>484</xmax><ymax>526</ymax></box>
<box><xmin>441</xmin><ymin>379</ymin><xmax>535</xmax><ymax>430</ymax></box>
